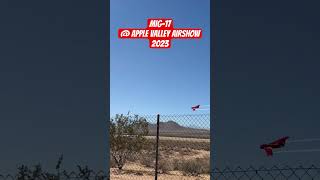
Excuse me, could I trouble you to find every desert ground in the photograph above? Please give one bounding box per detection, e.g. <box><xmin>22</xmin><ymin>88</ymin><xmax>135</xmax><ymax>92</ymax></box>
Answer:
<box><xmin>110</xmin><ymin>136</ymin><xmax>210</xmax><ymax>180</ymax></box>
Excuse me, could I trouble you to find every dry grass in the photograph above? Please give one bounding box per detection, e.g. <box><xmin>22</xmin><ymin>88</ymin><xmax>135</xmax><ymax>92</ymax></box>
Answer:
<box><xmin>110</xmin><ymin>156</ymin><xmax>117</xmax><ymax>168</ymax></box>
<box><xmin>143</xmin><ymin>137</ymin><xmax>210</xmax><ymax>151</ymax></box>
<box><xmin>139</xmin><ymin>151</ymin><xmax>155</xmax><ymax>168</ymax></box>
<box><xmin>179</xmin><ymin>156</ymin><xmax>210</xmax><ymax>176</ymax></box>
<box><xmin>158</xmin><ymin>139</ymin><xmax>210</xmax><ymax>151</ymax></box>
<box><xmin>110</xmin><ymin>137</ymin><xmax>210</xmax><ymax>179</ymax></box>
<box><xmin>110</xmin><ymin>161</ymin><xmax>210</xmax><ymax>180</ymax></box>
<box><xmin>158</xmin><ymin>159</ymin><xmax>174</xmax><ymax>174</ymax></box>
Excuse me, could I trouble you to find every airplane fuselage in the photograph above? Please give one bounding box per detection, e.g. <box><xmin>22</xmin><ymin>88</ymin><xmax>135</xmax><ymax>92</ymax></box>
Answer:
<box><xmin>260</xmin><ymin>136</ymin><xmax>289</xmax><ymax>156</ymax></box>
<box><xmin>260</xmin><ymin>143</ymin><xmax>284</xmax><ymax>149</ymax></box>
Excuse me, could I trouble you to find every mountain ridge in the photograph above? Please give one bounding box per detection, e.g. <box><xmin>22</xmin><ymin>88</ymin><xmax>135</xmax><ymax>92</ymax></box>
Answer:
<box><xmin>147</xmin><ymin>121</ymin><xmax>210</xmax><ymax>139</ymax></box>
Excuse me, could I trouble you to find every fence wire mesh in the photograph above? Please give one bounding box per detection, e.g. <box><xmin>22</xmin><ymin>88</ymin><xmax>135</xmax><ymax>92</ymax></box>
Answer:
<box><xmin>110</xmin><ymin>114</ymin><xmax>158</xmax><ymax>180</ymax></box>
<box><xmin>109</xmin><ymin>113</ymin><xmax>320</xmax><ymax>180</ymax></box>
<box><xmin>211</xmin><ymin>165</ymin><xmax>320</xmax><ymax>180</ymax></box>
<box><xmin>110</xmin><ymin>113</ymin><xmax>210</xmax><ymax>180</ymax></box>
<box><xmin>1</xmin><ymin>165</ymin><xmax>320</xmax><ymax>180</ymax></box>
<box><xmin>0</xmin><ymin>170</ymin><xmax>109</xmax><ymax>180</ymax></box>
<box><xmin>1</xmin><ymin>112</ymin><xmax>320</xmax><ymax>180</ymax></box>
<box><xmin>157</xmin><ymin>114</ymin><xmax>210</xmax><ymax>180</ymax></box>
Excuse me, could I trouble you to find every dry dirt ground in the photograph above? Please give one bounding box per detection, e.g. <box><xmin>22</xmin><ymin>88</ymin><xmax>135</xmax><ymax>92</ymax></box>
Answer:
<box><xmin>111</xmin><ymin>137</ymin><xmax>210</xmax><ymax>180</ymax></box>
<box><xmin>110</xmin><ymin>162</ymin><xmax>210</xmax><ymax>180</ymax></box>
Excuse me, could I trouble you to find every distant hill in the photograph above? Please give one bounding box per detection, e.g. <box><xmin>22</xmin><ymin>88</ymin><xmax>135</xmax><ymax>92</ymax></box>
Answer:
<box><xmin>148</xmin><ymin>120</ymin><xmax>210</xmax><ymax>139</ymax></box>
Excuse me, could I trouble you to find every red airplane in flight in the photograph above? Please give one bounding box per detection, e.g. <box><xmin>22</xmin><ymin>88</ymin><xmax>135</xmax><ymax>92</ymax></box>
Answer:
<box><xmin>191</xmin><ymin>105</ymin><xmax>200</xmax><ymax>111</ymax></box>
<box><xmin>260</xmin><ymin>136</ymin><xmax>289</xmax><ymax>156</ymax></box>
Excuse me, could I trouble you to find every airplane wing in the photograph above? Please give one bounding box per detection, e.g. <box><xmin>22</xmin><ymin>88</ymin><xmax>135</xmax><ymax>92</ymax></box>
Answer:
<box><xmin>191</xmin><ymin>105</ymin><xmax>200</xmax><ymax>111</ymax></box>
<box><xmin>264</xmin><ymin>147</ymin><xmax>273</xmax><ymax>156</ymax></box>
<box><xmin>270</xmin><ymin>136</ymin><xmax>289</xmax><ymax>145</ymax></box>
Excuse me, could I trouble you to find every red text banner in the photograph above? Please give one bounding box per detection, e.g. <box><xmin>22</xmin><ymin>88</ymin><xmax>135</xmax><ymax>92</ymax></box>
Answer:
<box><xmin>118</xmin><ymin>18</ymin><xmax>202</xmax><ymax>48</ymax></box>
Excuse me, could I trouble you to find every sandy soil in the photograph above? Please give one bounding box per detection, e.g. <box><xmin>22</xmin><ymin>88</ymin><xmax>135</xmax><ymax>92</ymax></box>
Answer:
<box><xmin>111</xmin><ymin>174</ymin><xmax>210</xmax><ymax>180</ymax></box>
<box><xmin>110</xmin><ymin>137</ymin><xmax>210</xmax><ymax>180</ymax></box>
<box><xmin>110</xmin><ymin>162</ymin><xmax>210</xmax><ymax>180</ymax></box>
<box><xmin>110</xmin><ymin>149</ymin><xmax>210</xmax><ymax>180</ymax></box>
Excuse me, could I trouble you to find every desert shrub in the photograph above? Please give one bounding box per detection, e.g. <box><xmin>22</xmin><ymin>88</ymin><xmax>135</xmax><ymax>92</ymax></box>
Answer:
<box><xmin>143</xmin><ymin>140</ymin><xmax>155</xmax><ymax>151</ymax></box>
<box><xmin>178</xmin><ymin>148</ymin><xmax>193</xmax><ymax>156</ymax></box>
<box><xmin>17</xmin><ymin>164</ymin><xmax>42</xmax><ymax>180</ymax></box>
<box><xmin>180</xmin><ymin>160</ymin><xmax>202</xmax><ymax>176</ymax></box>
<box><xmin>179</xmin><ymin>157</ymin><xmax>210</xmax><ymax>176</ymax></box>
<box><xmin>159</xmin><ymin>140</ymin><xmax>210</xmax><ymax>151</ymax></box>
<box><xmin>196</xmin><ymin>156</ymin><xmax>210</xmax><ymax>174</ymax></box>
<box><xmin>173</xmin><ymin>159</ymin><xmax>184</xmax><ymax>171</ymax></box>
<box><xmin>110</xmin><ymin>114</ymin><xmax>149</xmax><ymax>170</ymax></box>
<box><xmin>158</xmin><ymin>159</ymin><xmax>174</xmax><ymax>174</ymax></box>
<box><xmin>14</xmin><ymin>154</ymin><xmax>107</xmax><ymax>180</ymax></box>
<box><xmin>126</xmin><ymin>152</ymin><xmax>139</xmax><ymax>162</ymax></box>
<box><xmin>110</xmin><ymin>156</ymin><xmax>117</xmax><ymax>168</ymax></box>
<box><xmin>140</xmin><ymin>155</ymin><xmax>155</xmax><ymax>168</ymax></box>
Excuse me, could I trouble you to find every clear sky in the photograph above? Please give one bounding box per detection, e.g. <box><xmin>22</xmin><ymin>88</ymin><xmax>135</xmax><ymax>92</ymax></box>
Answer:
<box><xmin>110</xmin><ymin>0</ymin><xmax>210</xmax><ymax>116</ymax></box>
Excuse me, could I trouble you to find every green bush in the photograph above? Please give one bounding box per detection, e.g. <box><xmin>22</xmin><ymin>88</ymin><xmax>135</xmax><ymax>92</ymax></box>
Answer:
<box><xmin>110</xmin><ymin>114</ymin><xmax>149</xmax><ymax>170</ymax></box>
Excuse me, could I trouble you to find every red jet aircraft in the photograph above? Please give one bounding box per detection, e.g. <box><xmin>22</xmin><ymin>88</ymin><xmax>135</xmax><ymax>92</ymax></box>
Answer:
<box><xmin>191</xmin><ymin>105</ymin><xmax>200</xmax><ymax>111</ymax></box>
<box><xmin>260</xmin><ymin>136</ymin><xmax>289</xmax><ymax>156</ymax></box>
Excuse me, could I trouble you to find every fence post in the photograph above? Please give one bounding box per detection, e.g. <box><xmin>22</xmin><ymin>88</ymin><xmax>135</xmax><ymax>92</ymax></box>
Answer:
<box><xmin>155</xmin><ymin>114</ymin><xmax>160</xmax><ymax>180</ymax></box>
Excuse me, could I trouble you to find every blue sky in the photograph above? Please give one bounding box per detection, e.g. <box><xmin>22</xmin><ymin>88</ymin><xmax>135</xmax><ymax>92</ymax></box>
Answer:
<box><xmin>110</xmin><ymin>0</ymin><xmax>210</xmax><ymax>116</ymax></box>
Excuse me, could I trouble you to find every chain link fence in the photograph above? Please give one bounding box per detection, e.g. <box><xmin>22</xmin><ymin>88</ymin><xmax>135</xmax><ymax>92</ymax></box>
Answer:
<box><xmin>1</xmin><ymin>165</ymin><xmax>320</xmax><ymax>179</ymax></box>
<box><xmin>110</xmin><ymin>113</ymin><xmax>210</xmax><ymax>180</ymax></box>
<box><xmin>110</xmin><ymin>113</ymin><xmax>320</xmax><ymax>180</ymax></box>
<box><xmin>1</xmin><ymin>112</ymin><xmax>319</xmax><ymax>180</ymax></box>
<box><xmin>211</xmin><ymin>165</ymin><xmax>320</xmax><ymax>180</ymax></box>
<box><xmin>0</xmin><ymin>170</ymin><xmax>109</xmax><ymax>180</ymax></box>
